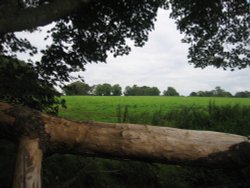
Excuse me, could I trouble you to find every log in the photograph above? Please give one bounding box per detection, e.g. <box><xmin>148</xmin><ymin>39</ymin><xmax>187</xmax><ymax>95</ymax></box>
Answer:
<box><xmin>13</xmin><ymin>136</ymin><xmax>43</xmax><ymax>188</ymax></box>
<box><xmin>0</xmin><ymin>102</ymin><xmax>250</xmax><ymax>169</ymax></box>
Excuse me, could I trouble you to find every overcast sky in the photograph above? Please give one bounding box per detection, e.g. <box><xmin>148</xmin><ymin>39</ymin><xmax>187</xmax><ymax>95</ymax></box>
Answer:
<box><xmin>80</xmin><ymin>9</ymin><xmax>250</xmax><ymax>95</ymax></box>
<box><xmin>17</xmin><ymin>9</ymin><xmax>250</xmax><ymax>96</ymax></box>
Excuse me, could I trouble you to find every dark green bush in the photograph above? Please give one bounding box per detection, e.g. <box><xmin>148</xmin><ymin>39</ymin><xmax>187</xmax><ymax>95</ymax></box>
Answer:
<box><xmin>0</xmin><ymin>56</ymin><xmax>65</xmax><ymax>114</ymax></box>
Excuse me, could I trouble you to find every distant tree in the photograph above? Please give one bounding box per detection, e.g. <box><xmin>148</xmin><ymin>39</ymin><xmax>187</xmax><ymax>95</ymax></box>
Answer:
<box><xmin>196</xmin><ymin>90</ymin><xmax>214</xmax><ymax>97</ymax></box>
<box><xmin>212</xmin><ymin>86</ymin><xmax>232</xmax><ymax>97</ymax></box>
<box><xmin>141</xmin><ymin>86</ymin><xmax>146</xmax><ymax>95</ymax></box>
<box><xmin>189</xmin><ymin>92</ymin><xmax>197</xmax><ymax>97</ymax></box>
<box><xmin>196</xmin><ymin>87</ymin><xmax>232</xmax><ymax>97</ymax></box>
<box><xmin>149</xmin><ymin>87</ymin><xmax>161</xmax><ymax>96</ymax></box>
<box><xmin>196</xmin><ymin>91</ymin><xmax>205</xmax><ymax>97</ymax></box>
<box><xmin>124</xmin><ymin>85</ymin><xmax>160</xmax><ymax>96</ymax></box>
<box><xmin>222</xmin><ymin>91</ymin><xmax>232</xmax><ymax>97</ymax></box>
<box><xmin>94</xmin><ymin>83</ymin><xmax>112</xmax><ymax>96</ymax></box>
<box><xmin>94</xmin><ymin>84</ymin><xmax>103</xmax><ymax>96</ymax></box>
<box><xmin>124</xmin><ymin>86</ymin><xmax>133</xmax><ymax>96</ymax></box>
<box><xmin>62</xmin><ymin>81</ymin><xmax>91</xmax><ymax>96</ymax></box>
<box><xmin>235</xmin><ymin>91</ymin><xmax>250</xmax><ymax>98</ymax></box>
<box><xmin>132</xmin><ymin>85</ymin><xmax>141</xmax><ymax>95</ymax></box>
<box><xmin>112</xmin><ymin>84</ymin><xmax>122</xmax><ymax>96</ymax></box>
<box><xmin>102</xmin><ymin>83</ymin><xmax>112</xmax><ymax>96</ymax></box>
<box><xmin>163</xmin><ymin>87</ymin><xmax>179</xmax><ymax>96</ymax></box>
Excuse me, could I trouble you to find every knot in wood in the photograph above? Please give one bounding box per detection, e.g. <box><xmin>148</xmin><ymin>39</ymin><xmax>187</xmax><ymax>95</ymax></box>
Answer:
<box><xmin>121</xmin><ymin>130</ymin><xmax>146</xmax><ymax>141</ymax></box>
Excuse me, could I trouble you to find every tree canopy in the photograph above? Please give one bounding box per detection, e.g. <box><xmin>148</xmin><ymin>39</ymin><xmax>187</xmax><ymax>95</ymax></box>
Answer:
<box><xmin>170</xmin><ymin>0</ymin><xmax>250</xmax><ymax>69</ymax></box>
<box><xmin>124</xmin><ymin>85</ymin><xmax>160</xmax><ymax>96</ymax></box>
<box><xmin>0</xmin><ymin>0</ymin><xmax>249</xmax><ymax>81</ymax></box>
<box><xmin>189</xmin><ymin>86</ymin><xmax>232</xmax><ymax>97</ymax></box>
<box><xmin>62</xmin><ymin>81</ymin><xmax>92</xmax><ymax>95</ymax></box>
<box><xmin>0</xmin><ymin>56</ymin><xmax>64</xmax><ymax>113</ymax></box>
<box><xmin>92</xmin><ymin>83</ymin><xmax>122</xmax><ymax>96</ymax></box>
<box><xmin>94</xmin><ymin>83</ymin><xmax>113</xmax><ymax>96</ymax></box>
<box><xmin>163</xmin><ymin>86</ymin><xmax>179</xmax><ymax>96</ymax></box>
<box><xmin>0</xmin><ymin>0</ymin><xmax>249</xmax><ymax>107</ymax></box>
<box><xmin>0</xmin><ymin>0</ymin><xmax>168</xmax><ymax>85</ymax></box>
<box><xmin>235</xmin><ymin>91</ymin><xmax>250</xmax><ymax>98</ymax></box>
<box><xmin>112</xmin><ymin>84</ymin><xmax>122</xmax><ymax>96</ymax></box>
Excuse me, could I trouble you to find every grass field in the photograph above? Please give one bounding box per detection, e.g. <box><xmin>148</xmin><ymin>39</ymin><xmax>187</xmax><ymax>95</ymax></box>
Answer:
<box><xmin>59</xmin><ymin>96</ymin><xmax>250</xmax><ymax>122</ymax></box>
<box><xmin>55</xmin><ymin>96</ymin><xmax>250</xmax><ymax>187</ymax></box>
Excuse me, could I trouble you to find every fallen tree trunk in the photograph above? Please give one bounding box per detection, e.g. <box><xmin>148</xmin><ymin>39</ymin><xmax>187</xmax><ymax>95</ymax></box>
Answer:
<box><xmin>1</xmin><ymin>101</ymin><xmax>250</xmax><ymax>171</ymax></box>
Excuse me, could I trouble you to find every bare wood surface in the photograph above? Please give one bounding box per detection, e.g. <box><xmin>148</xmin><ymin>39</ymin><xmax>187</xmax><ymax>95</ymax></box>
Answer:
<box><xmin>43</xmin><ymin>114</ymin><xmax>250</xmax><ymax>168</ymax></box>
<box><xmin>0</xmin><ymin>102</ymin><xmax>250</xmax><ymax>169</ymax></box>
<box><xmin>13</xmin><ymin>136</ymin><xmax>43</xmax><ymax>188</ymax></box>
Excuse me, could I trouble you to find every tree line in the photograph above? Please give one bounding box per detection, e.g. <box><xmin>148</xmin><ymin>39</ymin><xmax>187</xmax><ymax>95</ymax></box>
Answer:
<box><xmin>190</xmin><ymin>86</ymin><xmax>250</xmax><ymax>98</ymax></box>
<box><xmin>62</xmin><ymin>81</ymin><xmax>180</xmax><ymax>96</ymax></box>
<box><xmin>62</xmin><ymin>81</ymin><xmax>250</xmax><ymax>97</ymax></box>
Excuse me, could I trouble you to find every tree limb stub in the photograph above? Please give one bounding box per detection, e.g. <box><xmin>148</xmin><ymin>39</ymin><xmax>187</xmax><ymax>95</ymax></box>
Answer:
<box><xmin>0</xmin><ymin>0</ymin><xmax>91</xmax><ymax>34</ymax></box>
<box><xmin>0</xmin><ymin>102</ymin><xmax>250</xmax><ymax>169</ymax></box>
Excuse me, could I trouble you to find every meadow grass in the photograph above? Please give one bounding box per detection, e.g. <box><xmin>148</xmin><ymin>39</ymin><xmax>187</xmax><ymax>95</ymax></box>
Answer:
<box><xmin>59</xmin><ymin>96</ymin><xmax>250</xmax><ymax>122</ymax></box>
<box><xmin>54</xmin><ymin>96</ymin><xmax>250</xmax><ymax>188</ymax></box>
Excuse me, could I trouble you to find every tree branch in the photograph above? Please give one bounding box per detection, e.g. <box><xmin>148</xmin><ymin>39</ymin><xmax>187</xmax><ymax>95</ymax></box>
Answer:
<box><xmin>0</xmin><ymin>0</ymin><xmax>91</xmax><ymax>34</ymax></box>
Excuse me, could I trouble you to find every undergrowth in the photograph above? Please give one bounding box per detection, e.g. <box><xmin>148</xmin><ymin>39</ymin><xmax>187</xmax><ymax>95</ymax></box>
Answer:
<box><xmin>116</xmin><ymin>101</ymin><xmax>250</xmax><ymax>136</ymax></box>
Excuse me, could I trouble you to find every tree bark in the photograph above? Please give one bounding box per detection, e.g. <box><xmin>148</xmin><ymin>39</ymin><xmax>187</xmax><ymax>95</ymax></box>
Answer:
<box><xmin>42</xmin><ymin>115</ymin><xmax>250</xmax><ymax>168</ymax></box>
<box><xmin>13</xmin><ymin>136</ymin><xmax>43</xmax><ymax>188</ymax></box>
<box><xmin>0</xmin><ymin>101</ymin><xmax>250</xmax><ymax>170</ymax></box>
<box><xmin>0</xmin><ymin>0</ymin><xmax>92</xmax><ymax>33</ymax></box>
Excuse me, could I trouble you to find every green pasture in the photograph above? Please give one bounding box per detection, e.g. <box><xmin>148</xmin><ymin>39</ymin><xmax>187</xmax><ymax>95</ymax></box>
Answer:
<box><xmin>59</xmin><ymin>96</ymin><xmax>250</xmax><ymax>122</ymax></box>
<box><xmin>55</xmin><ymin>96</ymin><xmax>250</xmax><ymax>187</ymax></box>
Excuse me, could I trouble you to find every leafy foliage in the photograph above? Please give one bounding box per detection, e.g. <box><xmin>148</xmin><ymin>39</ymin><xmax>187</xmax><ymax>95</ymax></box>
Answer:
<box><xmin>190</xmin><ymin>86</ymin><xmax>232</xmax><ymax>97</ymax></box>
<box><xmin>170</xmin><ymin>0</ymin><xmax>250</xmax><ymax>69</ymax></box>
<box><xmin>0</xmin><ymin>0</ymin><xmax>249</xmax><ymax>110</ymax></box>
<box><xmin>0</xmin><ymin>32</ymin><xmax>37</xmax><ymax>57</ymax></box>
<box><xmin>36</xmin><ymin>0</ymin><xmax>168</xmax><ymax>84</ymax></box>
<box><xmin>163</xmin><ymin>86</ymin><xmax>179</xmax><ymax>96</ymax></box>
<box><xmin>112</xmin><ymin>84</ymin><xmax>122</xmax><ymax>96</ymax></box>
<box><xmin>62</xmin><ymin>81</ymin><xmax>92</xmax><ymax>95</ymax></box>
<box><xmin>0</xmin><ymin>56</ymin><xmax>65</xmax><ymax>114</ymax></box>
<box><xmin>124</xmin><ymin>85</ymin><xmax>160</xmax><ymax>96</ymax></box>
<box><xmin>93</xmin><ymin>83</ymin><xmax>123</xmax><ymax>96</ymax></box>
<box><xmin>0</xmin><ymin>0</ymin><xmax>168</xmax><ymax>107</ymax></box>
<box><xmin>0</xmin><ymin>0</ymin><xmax>167</xmax><ymax>110</ymax></box>
<box><xmin>1</xmin><ymin>0</ymin><xmax>248</xmax><ymax>90</ymax></box>
<box><xmin>235</xmin><ymin>91</ymin><xmax>250</xmax><ymax>98</ymax></box>
<box><xmin>94</xmin><ymin>83</ymin><xmax>113</xmax><ymax>96</ymax></box>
